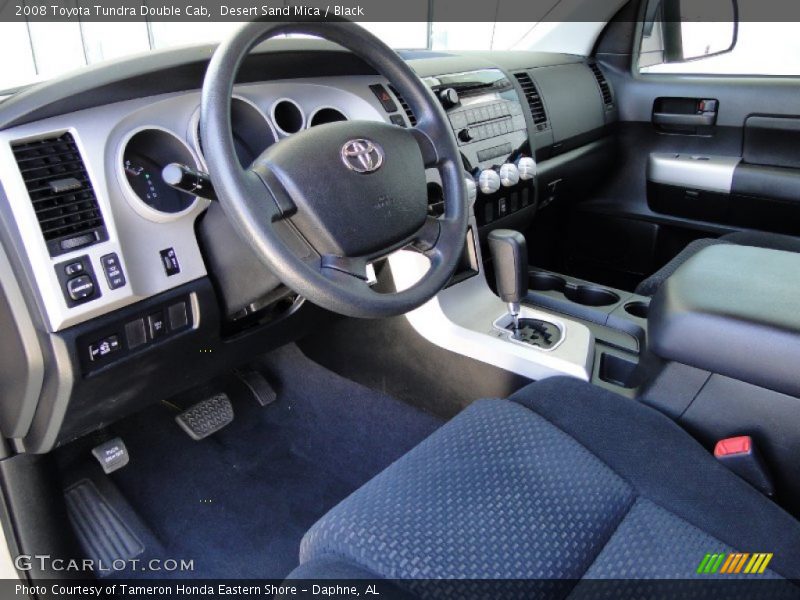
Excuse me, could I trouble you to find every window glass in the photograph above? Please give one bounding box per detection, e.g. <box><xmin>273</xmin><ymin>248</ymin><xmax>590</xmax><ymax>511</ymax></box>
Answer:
<box><xmin>642</xmin><ymin>22</ymin><xmax>800</xmax><ymax>75</ymax></box>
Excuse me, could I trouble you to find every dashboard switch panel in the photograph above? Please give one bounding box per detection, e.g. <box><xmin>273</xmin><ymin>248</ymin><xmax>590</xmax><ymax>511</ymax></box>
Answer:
<box><xmin>100</xmin><ymin>253</ymin><xmax>126</xmax><ymax>290</ymax></box>
<box><xmin>369</xmin><ymin>84</ymin><xmax>398</xmax><ymax>113</ymax></box>
<box><xmin>147</xmin><ymin>312</ymin><xmax>167</xmax><ymax>339</ymax></box>
<box><xmin>67</xmin><ymin>276</ymin><xmax>95</xmax><ymax>301</ymax></box>
<box><xmin>160</xmin><ymin>248</ymin><xmax>181</xmax><ymax>276</ymax></box>
<box><xmin>55</xmin><ymin>255</ymin><xmax>101</xmax><ymax>307</ymax></box>
<box><xmin>79</xmin><ymin>294</ymin><xmax>194</xmax><ymax>373</ymax></box>
<box><xmin>124</xmin><ymin>318</ymin><xmax>147</xmax><ymax>349</ymax></box>
<box><xmin>88</xmin><ymin>334</ymin><xmax>121</xmax><ymax>361</ymax></box>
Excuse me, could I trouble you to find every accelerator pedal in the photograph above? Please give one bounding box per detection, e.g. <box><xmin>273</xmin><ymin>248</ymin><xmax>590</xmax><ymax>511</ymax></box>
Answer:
<box><xmin>175</xmin><ymin>393</ymin><xmax>234</xmax><ymax>440</ymax></box>
<box><xmin>235</xmin><ymin>369</ymin><xmax>277</xmax><ymax>407</ymax></box>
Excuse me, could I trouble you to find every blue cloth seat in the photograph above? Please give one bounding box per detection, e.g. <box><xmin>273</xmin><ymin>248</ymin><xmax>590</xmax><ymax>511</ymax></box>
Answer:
<box><xmin>289</xmin><ymin>377</ymin><xmax>800</xmax><ymax>593</ymax></box>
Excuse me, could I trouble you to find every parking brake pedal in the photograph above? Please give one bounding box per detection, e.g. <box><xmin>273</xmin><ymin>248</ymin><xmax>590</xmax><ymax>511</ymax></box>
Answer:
<box><xmin>175</xmin><ymin>393</ymin><xmax>234</xmax><ymax>440</ymax></box>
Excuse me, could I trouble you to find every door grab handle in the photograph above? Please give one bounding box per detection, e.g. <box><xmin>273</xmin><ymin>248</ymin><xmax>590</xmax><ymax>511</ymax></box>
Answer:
<box><xmin>653</xmin><ymin>112</ymin><xmax>716</xmax><ymax>127</ymax></box>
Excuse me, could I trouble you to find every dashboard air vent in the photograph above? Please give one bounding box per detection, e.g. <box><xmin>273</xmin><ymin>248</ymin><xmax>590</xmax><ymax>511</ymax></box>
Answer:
<box><xmin>11</xmin><ymin>132</ymin><xmax>107</xmax><ymax>256</ymax></box>
<box><xmin>513</xmin><ymin>72</ymin><xmax>548</xmax><ymax>128</ymax></box>
<box><xmin>588</xmin><ymin>62</ymin><xmax>613</xmax><ymax>108</ymax></box>
<box><xmin>388</xmin><ymin>85</ymin><xmax>417</xmax><ymax>126</ymax></box>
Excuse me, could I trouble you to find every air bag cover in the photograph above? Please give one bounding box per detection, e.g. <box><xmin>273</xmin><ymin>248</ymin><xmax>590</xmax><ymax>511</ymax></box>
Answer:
<box><xmin>649</xmin><ymin>244</ymin><xmax>800</xmax><ymax>397</ymax></box>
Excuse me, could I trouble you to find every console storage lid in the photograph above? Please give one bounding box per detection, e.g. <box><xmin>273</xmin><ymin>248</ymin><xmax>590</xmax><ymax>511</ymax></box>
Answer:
<box><xmin>649</xmin><ymin>244</ymin><xmax>800</xmax><ymax>397</ymax></box>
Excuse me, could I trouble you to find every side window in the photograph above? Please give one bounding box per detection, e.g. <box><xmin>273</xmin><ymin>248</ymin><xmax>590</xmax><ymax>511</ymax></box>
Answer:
<box><xmin>638</xmin><ymin>0</ymin><xmax>800</xmax><ymax>76</ymax></box>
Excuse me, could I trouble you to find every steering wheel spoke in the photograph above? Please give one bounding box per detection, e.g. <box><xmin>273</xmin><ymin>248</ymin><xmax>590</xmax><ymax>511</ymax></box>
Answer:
<box><xmin>247</xmin><ymin>164</ymin><xmax>297</xmax><ymax>222</ymax></box>
<box><xmin>410</xmin><ymin>125</ymin><xmax>440</xmax><ymax>168</ymax></box>
<box><xmin>408</xmin><ymin>216</ymin><xmax>443</xmax><ymax>255</ymax></box>
<box><xmin>320</xmin><ymin>254</ymin><xmax>370</xmax><ymax>281</ymax></box>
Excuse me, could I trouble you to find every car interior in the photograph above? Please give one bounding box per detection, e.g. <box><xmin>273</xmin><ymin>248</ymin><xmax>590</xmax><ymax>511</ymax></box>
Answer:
<box><xmin>1</xmin><ymin>0</ymin><xmax>800</xmax><ymax>594</ymax></box>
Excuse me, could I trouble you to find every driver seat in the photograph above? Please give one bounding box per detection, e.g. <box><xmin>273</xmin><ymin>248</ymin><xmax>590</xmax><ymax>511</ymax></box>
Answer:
<box><xmin>288</xmin><ymin>378</ymin><xmax>800</xmax><ymax>587</ymax></box>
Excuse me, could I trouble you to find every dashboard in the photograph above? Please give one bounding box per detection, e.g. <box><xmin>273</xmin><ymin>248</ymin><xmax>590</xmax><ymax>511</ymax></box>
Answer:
<box><xmin>0</xmin><ymin>39</ymin><xmax>616</xmax><ymax>453</ymax></box>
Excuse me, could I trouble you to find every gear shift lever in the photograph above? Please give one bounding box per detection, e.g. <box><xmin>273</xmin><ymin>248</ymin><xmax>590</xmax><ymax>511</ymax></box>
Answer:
<box><xmin>488</xmin><ymin>229</ymin><xmax>528</xmax><ymax>332</ymax></box>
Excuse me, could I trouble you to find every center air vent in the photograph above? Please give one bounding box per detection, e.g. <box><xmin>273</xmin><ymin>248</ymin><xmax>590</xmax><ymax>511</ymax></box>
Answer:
<box><xmin>513</xmin><ymin>72</ymin><xmax>549</xmax><ymax>130</ymax></box>
<box><xmin>388</xmin><ymin>85</ymin><xmax>417</xmax><ymax>126</ymax></box>
<box><xmin>11</xmin><ymin>132</ymin><xmax>107</xmax><ymax>256</ymax></box>
<box><xmin>588</xmin><ymin>62</ymin><xmax>614</xmax><ymax>108</ymax></box>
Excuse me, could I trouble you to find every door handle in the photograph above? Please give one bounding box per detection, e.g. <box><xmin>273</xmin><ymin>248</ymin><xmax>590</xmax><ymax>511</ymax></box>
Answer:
<box><xmin>653</xmin><ymin>112</ymin><xmax>716</xmax><ymax>127</ymax></box>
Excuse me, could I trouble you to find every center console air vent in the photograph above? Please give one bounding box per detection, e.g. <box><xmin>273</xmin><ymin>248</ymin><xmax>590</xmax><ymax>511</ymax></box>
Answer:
<box><xmin>388</xmin><ymin>85</ymin><xmax>417</xmax><ymax>126</ymax></box>
<box><xmin>513</xmin><ymin>72</ymin><xmax>549</xmax><ymax>129</ymax></box>
<box><xmin>588</xmin><ymin>62</ymin><xmax>614</xmax><ymax>108</ymax></box>
<box><xmin>11</xmin><ymin>132</ymin><xmax>107</xmax><ymax>256</ymax></box>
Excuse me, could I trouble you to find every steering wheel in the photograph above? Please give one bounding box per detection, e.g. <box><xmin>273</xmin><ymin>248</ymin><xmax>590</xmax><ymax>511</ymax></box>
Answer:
<box><xmin>201</xmin><ymin>21</ymin><xmax>468</xmax><ymax>318</ymax></box>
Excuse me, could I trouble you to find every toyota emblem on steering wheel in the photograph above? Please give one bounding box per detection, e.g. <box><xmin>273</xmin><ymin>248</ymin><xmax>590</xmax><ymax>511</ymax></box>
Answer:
<box><xmin>341</xmin><ymin>139</ymin><xmax>384</xmax><ymax>174</ymax></box>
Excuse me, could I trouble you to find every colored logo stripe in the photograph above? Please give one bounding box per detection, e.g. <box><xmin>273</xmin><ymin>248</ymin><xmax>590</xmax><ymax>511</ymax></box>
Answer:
<box><xmin>698</xmin><ymin>553</ymin><xmax>773</xmax><ymax>575</ymax></box>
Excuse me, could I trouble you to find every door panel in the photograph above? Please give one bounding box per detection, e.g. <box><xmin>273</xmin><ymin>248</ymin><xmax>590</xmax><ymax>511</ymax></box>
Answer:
<box><xmin>563</xmin><ymin>30</ymin><xmax>800</xmax><ymax>290</ymax></box>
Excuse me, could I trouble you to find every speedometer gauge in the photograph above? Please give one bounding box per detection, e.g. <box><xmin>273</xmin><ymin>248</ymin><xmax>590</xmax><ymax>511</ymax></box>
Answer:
<box><xmin>121</xmin><ymin>128</ymin><xmax>199</xmax><ymax>216</ymax></box>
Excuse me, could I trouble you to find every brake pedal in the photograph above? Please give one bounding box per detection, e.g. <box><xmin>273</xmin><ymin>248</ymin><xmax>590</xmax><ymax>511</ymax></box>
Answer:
<box><xmin>175</xmin><ymin>393</ymin><xmax>234</xmax><ymax>440</ymax></box>
<box><xmin>235</xmin><ymin>369</ymin><xmax>277</xmax><ymax>407</ymax></box>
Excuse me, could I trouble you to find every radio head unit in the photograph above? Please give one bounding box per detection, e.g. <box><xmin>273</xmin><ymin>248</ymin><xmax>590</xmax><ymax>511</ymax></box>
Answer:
<box><xmin>424</xmin><ymin>69</ymin><xmax>530</xmax><ymax>170</ymax></box>
<box><xmin>423</xmin><ymin>69</ymin><xmax>536</xmax><ymax>227</ymax></box>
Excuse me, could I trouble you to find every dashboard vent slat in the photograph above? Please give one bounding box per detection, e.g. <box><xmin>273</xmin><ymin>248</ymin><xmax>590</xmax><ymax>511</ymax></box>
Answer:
<box><xmin>588</xmin><ymin>62</ymin><xmax>614</xmax><ymax>108</ymax></box>
<box><xmin>11</xmin><ymin>132</ymin><xmax>107</xmax><ymax>255</ymax></box>
<box><xmin>513</xmin><ymin>72</ymin><xmax>549</xmax><ymax>128</ymax></box>
<box><xmin>387</xmin><ymin>85</ymin><xmax>417</xmax><ymax>126</ymax></box>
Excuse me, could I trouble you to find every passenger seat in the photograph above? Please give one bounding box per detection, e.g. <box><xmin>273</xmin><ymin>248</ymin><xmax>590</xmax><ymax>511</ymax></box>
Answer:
<box><xmin>289</xmin><ymin>378</ymin><xmax>800</xmax><ymax>587</ymax></box>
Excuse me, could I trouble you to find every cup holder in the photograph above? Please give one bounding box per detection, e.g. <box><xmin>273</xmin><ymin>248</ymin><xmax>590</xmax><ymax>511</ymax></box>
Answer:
<box><xmin>564</xmin><ymin>285</ymin><xmax>621</xmax><ymax>307</ymax></box>
<box><xmin>529</xmin><ymin>270</ymin><xmax>620</xmax><ymax>307</ymax></box>
<box><xmin>529</xmin><ymin>271</ymin><xmax>567</xmax><ymax>292</ymax></box>
<box><xmin>624</xmin><ymin>301</ymin><xmax>649</xmax><ymax>319</ymax></box>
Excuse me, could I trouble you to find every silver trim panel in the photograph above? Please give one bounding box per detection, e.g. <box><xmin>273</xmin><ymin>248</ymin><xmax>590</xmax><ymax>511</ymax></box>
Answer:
<box><xmin>0</xmin><ymin>76</ymin><xmax>389</xmax><ymax>332</ymax></box>
<box><xmin>388</xmin><ymin>224</ymin><xmax>594</xmax><ymax>382</ymax></box>
<box><xmin>647</xmin><ymin>152</ymin><xmax>741</xmax><ymax>194</ymax></box>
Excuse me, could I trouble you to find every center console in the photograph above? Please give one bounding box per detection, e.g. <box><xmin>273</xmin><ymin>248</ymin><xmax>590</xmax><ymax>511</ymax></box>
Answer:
<box><xmin>422</xmin><ymin>69</ymin><xmax>537</xmax><ymax>228</ymax></box>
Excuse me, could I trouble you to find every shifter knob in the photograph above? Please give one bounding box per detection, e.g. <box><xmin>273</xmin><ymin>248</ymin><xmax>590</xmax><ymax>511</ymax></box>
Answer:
<box><xmin>488</xmin><ymin>229</ymin><xmax>528</xmax><ymax>310</ymax></box>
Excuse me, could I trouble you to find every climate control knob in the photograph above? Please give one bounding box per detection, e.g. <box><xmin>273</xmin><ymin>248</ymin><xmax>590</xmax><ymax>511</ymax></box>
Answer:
<box><xmin>499</xmin><ymin>163</ymin><xmax>520</xmax><ymax>187</ymax></box>
<box><xmin>458</xmin><ymin>128</ymin><xmax>474</xmax><ymax>143</ymax></box>
<box><xmin>439</xmin><ymin>87</ymin><xmax>459</xmax><ymax>108</ymax></box>
<box><xmin>478</xmin><ymin>169</ymin><xmax>501</xmax><ymax>195</ymax></box>
<box><xmin>517</xmin><ymin>156</ymin><xmax>537</xmax><ymax>180</ymax></box>
<box><xmin>465</xmin><ymin>177</ymin><xmax>477</xmax><ymax>204</ymax></box>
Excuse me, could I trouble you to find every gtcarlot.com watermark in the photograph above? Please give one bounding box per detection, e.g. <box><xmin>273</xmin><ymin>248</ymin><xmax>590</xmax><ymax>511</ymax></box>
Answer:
<box><xmin>14</xmin><ymin>554</ymin><xmax>195</xmax><ymax>574</ymax></box>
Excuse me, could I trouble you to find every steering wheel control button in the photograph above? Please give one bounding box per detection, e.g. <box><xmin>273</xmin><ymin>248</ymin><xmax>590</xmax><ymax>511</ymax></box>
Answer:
<box><xmin>64</xmin><ymin>262</ymin><xmax>84</xmax><ymax>276</ymax></box>
<box><xmin>478</xmin><ymin>169</ymin><xmax>501</xmax><ymax>195</ymax></box>
<box><xmin>160</xmin><ymin>247</ymin><xmax>180</xmax><ymax>276</ymax></box>
<box><xmin>100</xmin><ymin>253</ymin><xmax>126</xmax><ymax>290</ymax></box>
<box><xmin>517</xmin><ymin>156</ymin><xmax>537</xmax><ymax>180</ymax></box>
<box><xmin>369</xmin><ymin>84</ymin><xmax>398</xmax><ymax>113</ymax></box>
<box><xmin>125</xmin><ymin>318</ymin><xmax>148</xmax><ymax>350</ymax></box>
<box><xmin>499</xmin><ymin>163</ymin><xmax>520</xmax><ymax>187</ymax></box>
<box><xmin>88</xmin><ymin>334</ymin><xmax>120</xmax><ymax>361</ymax></box>
<box><xmin>67</xmin><ymin>275</ymin><xmax>95</xmax><ymax>301</ymax></box>
<box><xmin>341</xmin><ymin>139</ymin><xmax>384</xmax><ymax>174</ymax></box>
<box><xmin>168</xmin><ymin>301</ymin><xmax>189</xmax><ymax>331</ymax></box>
<box><xmin>147</xmin><ymin>312</ymin><xmax>168</xmax><ymax>339</ymax></box>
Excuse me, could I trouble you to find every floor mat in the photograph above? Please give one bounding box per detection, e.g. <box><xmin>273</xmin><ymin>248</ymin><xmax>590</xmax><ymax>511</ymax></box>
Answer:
<box><xmin>63</xmin><ymin>344</ymin><xmax>441</xmax><ymax>579</ymax></box>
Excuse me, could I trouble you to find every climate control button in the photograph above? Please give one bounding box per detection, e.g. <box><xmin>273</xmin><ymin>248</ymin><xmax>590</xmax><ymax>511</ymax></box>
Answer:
<box><xmin>465</xmin><ymin>177</ymin><xmax>477</xmax><ymax>204</ymax></box>
<box><xmin>517</xmin><ymin>156</ymin><xmax>537</xmax><ymax>180</ymax></box>
<box><xmin>478</xmin><ymin>169</ymin><xmax>501</xmax><ymax>195</ymax></box>
<box><xmin>499</xmin><ymin>163</ymin><xmax>520</xmax><ymax>187</ymax></box>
